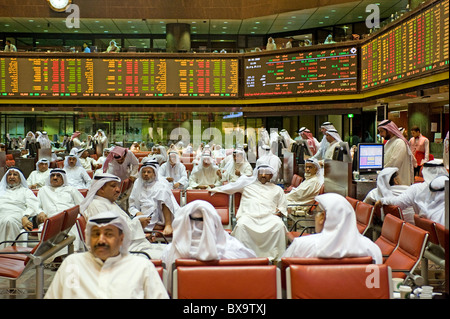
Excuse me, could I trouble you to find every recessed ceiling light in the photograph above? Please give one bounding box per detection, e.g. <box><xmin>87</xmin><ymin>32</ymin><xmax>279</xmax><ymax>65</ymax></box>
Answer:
<box><xmin>4</xmin><ymin>24</ymin><xmax>9</xmax><ymax>27</ymax></box>
<box><xmin>331</xmin><ymin>9</ymin><xmax>336</xmax><ymax>12</ymax></box>
<box><xmin>255</xmin><ymin>21</ymin><xmax>260</xmax><ymax>24</ymax></box>
<box><xmin>319</xmin><ymin>21</ymin><xmax>324</xmax><ymax>24</ymax></box>
<box><xmin>95</xmin><ymin>21</ymin><xmax>100</xmax><ymax>23</ymax></box>
<box><xmin>128</xmin><ymin>21</ymin><xmax>132</xmax><ymax>23</ymax></box>
<box><xmin>291</xmin><ymin>16</ymin><xmax>296</xmax><ymax>18</ymax></box>
<box><xmin>28</xmin><ymin>20</ymin><xmax>34</xmax><ymax>22</ymax></box>
<box><xmin>325</xmin><ymin>16</ymin><xmax>329</xmax><ymax>18</ymax></box>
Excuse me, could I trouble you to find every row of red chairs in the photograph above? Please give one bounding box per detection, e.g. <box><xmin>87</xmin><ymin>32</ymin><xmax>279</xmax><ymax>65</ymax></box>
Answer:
<box><xmin>170</xmin><ymin>257</ymin><xmax>392</xmax><ymax>299</ymax></box>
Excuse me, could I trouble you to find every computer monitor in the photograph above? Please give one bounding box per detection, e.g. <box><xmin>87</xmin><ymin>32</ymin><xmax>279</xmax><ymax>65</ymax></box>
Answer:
<box><xmin>357</xmin><ymin>143</ymin><xmax>384</xmax><ymax>174</ymax></box>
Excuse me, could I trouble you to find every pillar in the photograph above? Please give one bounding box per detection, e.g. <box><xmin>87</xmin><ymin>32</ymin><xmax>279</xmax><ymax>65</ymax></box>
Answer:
<box><xmin>166</xmin><ymin>23</ymin><xmax>191</xmax><ymax>53</ymax></box>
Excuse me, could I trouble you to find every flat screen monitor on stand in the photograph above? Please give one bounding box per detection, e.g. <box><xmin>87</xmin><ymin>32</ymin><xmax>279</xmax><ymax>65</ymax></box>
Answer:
<box><xmin>357</xmin><ymin>143</ymin><xmax>384</xmax><ymax>180</ymax></box>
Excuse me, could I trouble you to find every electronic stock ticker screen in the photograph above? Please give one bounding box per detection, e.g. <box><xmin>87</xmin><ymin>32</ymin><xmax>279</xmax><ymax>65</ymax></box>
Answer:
<box><xmin>361</xmin><ymin>0</ymin><xmax>449</xmax><ymax>90</ymax></box>
<box><xmin>0</xmin><ymin>56</ymin><xmax>239</xmax><ymax>98</ymax></box>
<box><xmin>244</xmin><ymin>46</ymin><xmax>358</xmax><ymax>97</ymax></box>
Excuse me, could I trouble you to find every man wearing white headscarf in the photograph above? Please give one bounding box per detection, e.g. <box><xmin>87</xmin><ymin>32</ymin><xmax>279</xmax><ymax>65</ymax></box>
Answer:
<box><xmin>36</xmin><ymin>131</ymin><xmax>51</xmax><ymax>149</ymax></box>
<box><xmin>256</xmin><ymin>144</ymin><xmax>282</xmax><ymax>183</ymax></box>
<box><xmin>0</xmin><ymin>168</ymin><xmax>40</xmax><ymax>248</ymax></box>
<box><xmin>363</xmin><ymin>167</ymin><xmax>414</xmax><ymax>224</ymax></box>
<box><xmin>93</xmin><ymin>129</ymin><xmax>108</xmax><ymax>158</ymax></box>
<box><xmin>35</xmin><ymin>169</ymin><xmax>85</xmax><ymax>252</ymax></box>
<box><xmin>279</xmin><ymin>129</ymin><xmax>295</xmax><ymax>151</ymax></box>
<box><xmin>63</xmin><ymin>150</ymin><xmax>92</xmax><ymax>189</ymax></box>
<box><xmin>27</xmin><ymin>158</ymin><xmax>51</xmax><ymax>189</ymax></box>
<box><xmin>283</xmin><ymin>193</ymin><xmax>382</xmax><ymax>264</ymax></box>
<box><xmin>80</xmin><ymin>173</ymin><xmax>155</xmax><ymax>257</ymax></box>
<box><xmin>187</xmin><ymin>150</ymin><xmax>222</xmax><ymax>190</ymax></box>
<box><xmin>129</xmin><ymin>159</ymin><xmax>179</xmax><ymax>236</ymax></box>
<box><xmin>78</xmin><ymin>148</ymin><xmax>98</xmax><ymax>171</ymax></box>
<box><xmin>286</xmin><ymin>158</ymin><xmax>324</xmax><ymax>208</ymax></box>
<box><xmin>377</xmin><ymin>119</ymin><xmax>414</xmax><ymax>185</ymax></box>
<box><xmin>146</xmin><ymin>145</ymin><xmax>168</xmax><ymax>165</ymax></box>
<box><xmin>323</xmin><ymin>128</ymin><xmax>342</xmax><ymax>160</ymax></box>
<box><xmin>311</xmin><ymin>122</ymin><xmax>335</xmax><ymax>161</ymax></box>
<box><xmin>158</xmin><ymin>151</ymin><xmax>189</xmax><ymax>190</ymax></box>
<box><xmin>219</xmin><ymin>148</ymin><xmax>253</xmax><ymax>184</ymax></box>
<box><xmin>211</xmin><ymin>164</ymin><xmax>288</xmax><ymax>261</ymax></box>
<box><xmin>161</xmin><ymin>200</ymin><xmax>256</xmax><ymax>292</ymax></box>
<box><xmin>377</xmin><ymin>160</ymin><xmax>448</xmax><ymax>225</ymax></box>
<box><xmin>44</xmin><ymin>211</ymin><xmax>168</xmax><ymax>299</ymax></box>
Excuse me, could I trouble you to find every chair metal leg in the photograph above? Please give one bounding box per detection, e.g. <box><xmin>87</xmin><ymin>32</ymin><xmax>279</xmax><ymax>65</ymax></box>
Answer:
<box><xmin>35</xmin><ymin>265</ymin><xmax>44</xmax><ymax>299</ymax></box>
<box><xmin>421</xmin><ymin>257</ymin><xmax>429</xmax><ymax>286</ymax></box>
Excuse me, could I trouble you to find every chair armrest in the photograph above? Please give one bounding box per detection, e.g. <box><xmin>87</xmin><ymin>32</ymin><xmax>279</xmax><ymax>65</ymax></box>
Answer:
<box><xmin>0</xmin><ymin>239</ymin><xmax>40</xmax><ymax>247</ymax></box>
<box><xmin>144</xmin><ymin>230</ymin><xmax>170</xmax><ymax>244</ymax></box>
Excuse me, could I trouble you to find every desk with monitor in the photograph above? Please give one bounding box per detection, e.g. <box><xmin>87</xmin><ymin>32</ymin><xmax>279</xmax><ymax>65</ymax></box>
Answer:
<box><xmin>352</xmin><ymin>143</ymin><xmax>384</xmax><ymax>200</ymax></box>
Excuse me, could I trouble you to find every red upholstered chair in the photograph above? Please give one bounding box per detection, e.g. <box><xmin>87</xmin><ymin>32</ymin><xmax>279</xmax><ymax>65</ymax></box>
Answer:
<box><xmin>375</xmin><ymin>214</ymin><xmax>404</xmax><ymax>262</ymax></box>
<box><xmin>354</xmin><ymin>201</ymin><xmax>375</xmax><ymax>235</ymax></box>
<box><xmin>413</xmin><ymin>215</ymin><xmax>445</xmax><ymax>283</ymax></box>
<box><xmin>383</xmin><ymin>205</ymin><xmax>404</xmax><ymax>220</ymax></box>
<box><xmin>280</xmin><ymin>256</ymin><xmax>374</xmax><ymax>290</ymax></box>
<box><xmin>185</xmin><ymin>190</ymin><xmax>232</xmax><ymax>229</ymax></box>
<box><xmin>76</xmin><ymin>215</ymin><xmax>87</xmax><ymax>250</ymax></box>
<box><xmin>78</xmin><ymin>189</ymin><xmax>88</xmax><ymax>197</ymax></box>
<box><xmin>175</xmin><ymin>257</ymin><xmax>270</xmax><ymax>268</ymax></box>
<box><xmin>345</xmin><ymin>196</ymin><xmax>359</xmax><ymax>210</ymax></box>
<box><xmin>173</xmin><ymin>265</ymin><xmax>281</xmax><ymax>299</ymax></box>
<box><xmin>0</xmin><ymin>211</ymin><xmax>73</xmax><ymax>298</ymax></box>
<box><xmin>150</xmin><ymin>259</ymin><xmax>165</xmax><ymax>282</ymax></box>
<box><xmin>384</xmin><ymin>222</ymin><xmax>429</xmax><ymax>279</ymax></box>
<box><xmin>413</xmin><ymin>214</ymin><xmax>439</xmax><ymax>245</ymax></box>
<box><xmin>183</xmin><ymin>162</ymin><xmax>194</xmax><ymax>174</ymax></box>
<box><xmin>286</xmin><ymin>264</ymin><xmax>392</xmax><ymax>299</ymax></box>
<box><xmin>171</xmin><ymin>189</ymin><xmax>182</xmax><ymax>206</ymax></box>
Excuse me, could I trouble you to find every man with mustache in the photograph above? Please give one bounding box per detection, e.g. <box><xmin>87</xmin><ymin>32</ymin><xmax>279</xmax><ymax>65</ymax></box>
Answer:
<box><xmin>45</xmin><ymin>211</ymin><xmax>169</xmax><ymax>299</ymax></box>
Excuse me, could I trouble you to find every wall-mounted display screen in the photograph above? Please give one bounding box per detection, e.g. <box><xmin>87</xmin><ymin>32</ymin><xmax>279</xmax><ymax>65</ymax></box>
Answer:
<box><xmin>243</xmin><ymin>46</ymin><xmax>358</xmax><ymax>97</ymax></box>
<box><xmin>361</xmin><ymin>0</ymin><xmax>449</xmax><ymax>90</ymax></box>
<box><xmin>0</xmin><ymin>56</ymin><xmax>239</xmax><ymax>98</ymax></box>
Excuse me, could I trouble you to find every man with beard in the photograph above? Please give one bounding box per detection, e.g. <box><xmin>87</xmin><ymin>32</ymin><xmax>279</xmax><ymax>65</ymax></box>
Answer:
<box><xmin>158</xmin><ymin>151</ymin><xmax>188</xmax><ymax>190</ymax></box>
<box><xmin>128</xmin><ymin>159</ymin><xmax>179</xmax><ymax>236</ymax></box>
<box><xmin>0</xmin><ymin>167</ymin><xmax>40</xmax><ymax>248</ymax></box>
<box><xmin>187</xmin><ymin>150</ymin><xmax>221</xmax><ymax>190</ymax></box>
<box><xmin>286</xmin><ymin>158</ymin><xmax>323</xmax><ymax>209</ymax></box>
<box><xmin>211</xmin><ymin>164</ymin><xmax>288</xmax><ymax>261</ymax></box>
<box><xmin>377</xmin><ymin>120</ymin><xmax>414</xmax><ymax>185</ymax></box>
<box><xmin>218</xmin><ymin>148</ymin><xmax>253</xmax><ymax>184</ymax></box>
